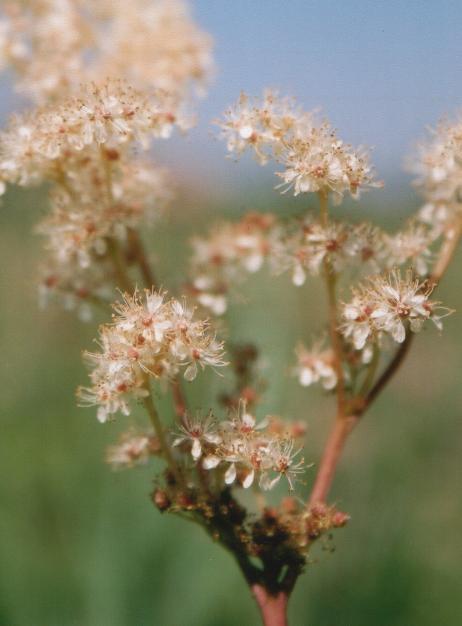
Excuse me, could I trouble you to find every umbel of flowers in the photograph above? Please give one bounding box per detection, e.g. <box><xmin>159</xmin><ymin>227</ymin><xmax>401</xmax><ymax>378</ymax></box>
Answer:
<box><xmin>1</xmin><ymin>4</ymin><xmax>461</xmax><ymax>625</ymax></box>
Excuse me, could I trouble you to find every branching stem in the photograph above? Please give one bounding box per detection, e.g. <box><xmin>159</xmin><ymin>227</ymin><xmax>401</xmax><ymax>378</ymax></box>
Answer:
<box><xmin>308</xmin><ymin>213</ymin><xmax>462</xmax><ymax>508</ymax></box>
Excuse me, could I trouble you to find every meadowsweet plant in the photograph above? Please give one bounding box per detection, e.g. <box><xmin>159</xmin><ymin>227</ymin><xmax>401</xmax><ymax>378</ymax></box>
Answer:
<box><xmin>1</xmin><ymin>3</ymin><xmax>461</xmax><ymax>625</ymax></box>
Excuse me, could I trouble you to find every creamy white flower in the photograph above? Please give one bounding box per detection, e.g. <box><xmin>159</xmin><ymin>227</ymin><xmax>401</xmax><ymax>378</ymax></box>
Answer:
<box><xmin>293</xmin><ymin>341</ymin><xmax>337</xmax><ymax>390</ymax></box>
<box><xmin>172</xmin><ymin>413</ymin><xmax>221</xmax><ymax>460</ymax></box>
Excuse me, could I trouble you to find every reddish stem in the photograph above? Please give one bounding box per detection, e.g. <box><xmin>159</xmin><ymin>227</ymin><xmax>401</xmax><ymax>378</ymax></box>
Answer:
<box><xmin>171</xmin><ymin>377</ymin><xmax>187</xmax><ymax>421</ymax></box>
<box><xmin>252</xmin><ymin>585</ymin><xmax>289</xmax><ymax>626</ymax></box>
<box><xmin>309</xmin><ymin>415</ymin><xmax>358</xmax><ymax>505</ymax></box>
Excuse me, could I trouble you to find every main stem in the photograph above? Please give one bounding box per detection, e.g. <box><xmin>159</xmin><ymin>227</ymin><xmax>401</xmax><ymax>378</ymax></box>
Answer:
<box><xmin>252</xmin><ymin>586</ymin><xmax>289</xmax><ymax>626</ymax></box>
<box><xmin>308</xmin><ymin>415</ymin><xmax>358</xmax><ymax>505</ymax></box>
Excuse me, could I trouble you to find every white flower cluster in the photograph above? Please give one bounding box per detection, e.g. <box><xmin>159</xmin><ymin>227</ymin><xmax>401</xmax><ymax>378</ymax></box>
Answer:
<box><xmin>0</xmin><ymin>78</ymin><xmax>186</xmax><ymax>192</ymax></box>
<box><xmin>190</xmin><ymin>213</ymin><xmax>279</xmax><ymax>315</ymax></box>
<box><xmin>77</xmin><ymin>290</ymin><xmax>226</xmax><ymax>423</ymax></box>
<box><xmin>292</xmin><ymin>341</ymin><xmax>337</xmax><ymax>390</ymax></box>
<box><xmin>275</xmin><ymin>218</ymin><xmax>384</xmax><ymax>286</ymax></box>
<box><xmin>382</xmin><ymin>222</ymin><xmax>435</xmax><ymax>276</ymax></box>
<box><xmin>37</xmin><ymin>156</ymin><xmax>172</xmax><ymax>269</ymax></box>
<box><xmin>0</xmin><ymin>0</ymin><xmax>213</xmax><ymax>103</ymax></box>
<box><xmin>217</xmin><ymin>90</ymin><xmax>311</xmax><ymax>164</ymax></box>
<box><xmin>341</xmin><ymin>270</ymin><xmax>448</xmax><ymax>350</ymax></box>
<box><xmin>173</xmin><ymin>405</ymin><xmax>306</xmax><ymax>491</ymax></box>
<box><xmin>217</xmin><ymin>91</ymin><xmax>380</xmax><ymax>202</ymax></box>
<box><xmin>410</xmin><ymin>114</ymin><xmax>462</xmax><ymax>235</ymax></box>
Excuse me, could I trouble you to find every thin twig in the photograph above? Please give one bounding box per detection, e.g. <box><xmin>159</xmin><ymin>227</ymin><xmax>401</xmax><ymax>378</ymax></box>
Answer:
<box><xmin>142</xmin><ymin>379</ymin><xmax>183</xmax><ymax>484</ymax></box>
<box><xmin>106</xmin><ymin>237</ymin><xmax>134</xmax><ymax>293</ymax></box>
<box><xmin>318</xmin><ymin>190</ymin><xmax>346</xmax><ymax>416</ymax></box>
<box><xmin>128</xmin><ymin>228</ymin><xmax>158</xmax><ymax>289</ymax></box>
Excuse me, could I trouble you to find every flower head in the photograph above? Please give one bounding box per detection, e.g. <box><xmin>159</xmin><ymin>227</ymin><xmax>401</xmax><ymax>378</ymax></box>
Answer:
<box><xmin>171</xmin><ymin>403</ymin><xmax>308</xmax><ymax>493</ymax></box>
<box><xmin>77</xmin><ymin>290</ymin><xmax>226</xmax><ymax>421</ymax></box>
<box><xmin>341</xmin><ymin>270</ymin><xmax>450</xmax><ymax>349</ymax></box>
<box><xmin>217</xmin><ymin>91</ymin><xmax>381</xmax><ymax>202</ymax></box>
<box><xmin>0</xmin><ymin>79</ymin><xmax>185</xmax><ymax>191</ymax></box>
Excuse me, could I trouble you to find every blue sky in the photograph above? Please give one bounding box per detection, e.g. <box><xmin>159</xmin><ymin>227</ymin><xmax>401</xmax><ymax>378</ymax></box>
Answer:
<box><xmin>2</xmin><ymin>0</ymin><xmax>462</xmax><ymax>193</ymax></box>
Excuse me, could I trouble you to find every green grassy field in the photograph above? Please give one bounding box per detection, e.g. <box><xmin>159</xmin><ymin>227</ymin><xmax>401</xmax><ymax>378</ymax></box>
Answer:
<box><xmin>1</xmin><ymin>187</ymin><xmax>461</xmax><ymax>626</ymax></box>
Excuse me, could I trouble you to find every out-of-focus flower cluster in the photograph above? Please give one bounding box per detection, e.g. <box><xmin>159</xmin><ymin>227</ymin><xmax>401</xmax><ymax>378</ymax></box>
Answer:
<box><xmin>172</xmin><ymin>404</ymin><xmax>306</xmax><ymax>491</ymax></box>
<box><xmin>77</xmin><ymin>290</ymin><xmax>226</xmax><ymax>423</ymax></box>
<box><xmin>37</xmin><ymin>156</ymin><xmax>172</xmax><ymax>270</ymax></box>
<box><xmin>0</xmin><ymin>78</ymin><xmax>182</xmax><ymax>315</ymax></box>
<box><xmin>189</xmin><ymin>213</ymin><xmax>438</xmax><ymax>315</ymax></box>
<box><xmin>106</xmin><ymin>429</ymin><xmax>161</xmax><ymax>469</ymax></box>
<box><xmin>410</xmin><ymin>113</ymin><xmax>462</xmax><ymax>236</ymax></box>
<box><xmin>0</xmin><ymin>79</ymin><xmax>186</xmax><ymax>192</ymax></box>
<box><xmin>0</xmin><ymin>77</ymin><xmax>185</xmax><ymax>315</ymax></box>
<box><xmin>292</xmin><ymin>340</ymin><xmax>337</xmax><ymax>390</ymax></box>
<box><xmin>0</xmin><ymin>0</ymin><xmax>213</xmax><ymax>103</ymax></box>
<box><xmin>217</xmin><ymin>91</ymin><xmax>381</xmax><ymax>202</ymax></box>
<box><xmin>341</xmin><ymin>270</ymin><xmax>449</xmax><ymax>350</ymax></box>
<box><xmin>0</xmin><ymin>0</ymin><xmax>213</xmax><ymax>316</ymax></box>
<box><xmin>189</xmin><ymin>212</ymin><xmax>279</xmax><ymax>315</ymax></box>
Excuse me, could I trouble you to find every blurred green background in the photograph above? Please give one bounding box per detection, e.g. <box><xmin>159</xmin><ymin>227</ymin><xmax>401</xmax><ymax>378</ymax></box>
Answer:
<box><xmin>1</xmin><ymin>183</ymin><xmax>461</xmax><ymax>626</ymax></box>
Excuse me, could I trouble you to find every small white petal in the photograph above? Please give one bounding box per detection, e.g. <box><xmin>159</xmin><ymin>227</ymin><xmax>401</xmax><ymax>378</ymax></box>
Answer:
<box><xmin>239</xmin><ymin>124</ymin><xmax>253</xmax><ymax>139</ymax></box>
<box><xmin>293</xmin><ymin>264</ymin><xmax>306</xmax><ymax>287</ymax></box>
<box><xmin>242</xmin><ymin>470</ymin><xmax>255</xmax><ymax>489</ymax></box>
<box><xmin>184</xmin><ymin>363</ymin><xmax>198</xmax><ymax>381</ymax></box>
<box><xmin>391</xmin><ymin>321</ymin><xmax>406</xmax><ymax>343</ymax></box>
<box><xmin>191</xmin><ymin>438</ymin><xmax>202</xmax><ymax>460</ymax></box>
<box><xmin>224</xmin><ymin>463</ymin><xmax>237</xmax><ymax>485</ymax></box>
<box><xmin>299</xmin><ymin>368</ymin><xmax>314</xmax><ymax>387</ymax></box>
<box><xmin>203</xmin><ymin>455</ymin><xmax>220</xmax><ymax>470</ymax></box>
